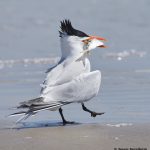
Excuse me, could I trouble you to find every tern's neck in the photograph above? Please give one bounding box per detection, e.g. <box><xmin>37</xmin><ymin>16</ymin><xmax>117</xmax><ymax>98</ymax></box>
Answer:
<box><xmin>60</xmin><ymin>36</ymin><xmax>83</xmax><ymax>59</ymax></box>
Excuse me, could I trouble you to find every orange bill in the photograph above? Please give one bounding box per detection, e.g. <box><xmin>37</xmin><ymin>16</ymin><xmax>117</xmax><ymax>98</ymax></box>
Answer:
<box><xmin>89</xmin><ymin>36</ymin><xmax>107</xmax><ymax>41</ymax></box>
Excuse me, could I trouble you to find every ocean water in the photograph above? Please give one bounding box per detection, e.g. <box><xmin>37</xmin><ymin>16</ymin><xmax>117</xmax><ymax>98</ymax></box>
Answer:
<box><xmin>0</xmin><ymin>0</ymin><xmax>150</xmax><ymax>126</ymax></box>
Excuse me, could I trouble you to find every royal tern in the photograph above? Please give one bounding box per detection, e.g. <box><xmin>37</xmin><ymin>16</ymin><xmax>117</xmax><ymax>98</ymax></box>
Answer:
<box><xmin>10</xmin><ymin>20</ymin><xmax>107</xmax><ymax>125</ymax></box>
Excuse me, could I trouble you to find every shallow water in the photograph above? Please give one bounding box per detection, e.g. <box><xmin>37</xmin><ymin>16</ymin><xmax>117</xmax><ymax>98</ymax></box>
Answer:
<box><xmin>0</xmin><ymin>0</ymin><xmax>150</xmax><ymax>127</ymax></box>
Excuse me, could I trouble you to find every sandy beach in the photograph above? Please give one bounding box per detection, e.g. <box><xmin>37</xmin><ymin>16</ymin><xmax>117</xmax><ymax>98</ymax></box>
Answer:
<box><xmin>0</xmin><ymin>0</ymin><xmax>150</xmax><ymax>150</ymax></box>
<box><xmin>0</xmin><ymin>123</ymin><xmax>149</xmax><ymax>150</ymax></box>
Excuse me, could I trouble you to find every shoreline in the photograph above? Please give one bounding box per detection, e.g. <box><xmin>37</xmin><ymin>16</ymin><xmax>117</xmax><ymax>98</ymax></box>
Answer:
<box><xmin>0</xmin><ymin>122</ymin><xmax>149</xmax><ymax>150</ymax></box>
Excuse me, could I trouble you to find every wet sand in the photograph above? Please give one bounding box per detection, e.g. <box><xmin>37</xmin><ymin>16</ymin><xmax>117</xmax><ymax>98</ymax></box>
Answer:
<box><xmin>0</xmin><ymin>123</ymin><xmax>149</xmax><ymax>150</ymax></box>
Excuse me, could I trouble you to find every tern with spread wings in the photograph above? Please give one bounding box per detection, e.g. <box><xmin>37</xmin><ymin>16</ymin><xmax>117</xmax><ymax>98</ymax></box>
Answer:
<box><xmin>10</xmin><ymin>20</ymin><xmax>107</xmax><ymax>125</ymax></box>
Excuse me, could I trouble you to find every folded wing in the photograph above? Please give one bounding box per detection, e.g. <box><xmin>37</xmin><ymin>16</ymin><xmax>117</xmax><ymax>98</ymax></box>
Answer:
<box><xmin>42</xmin><ymin>70</ymin><xmax>101</xmax><ymax>103</ymax></box>
<box><xmin>41</xmin><ymin>57</ymin><xmax>90</xmax><ymax>94</ymax></box>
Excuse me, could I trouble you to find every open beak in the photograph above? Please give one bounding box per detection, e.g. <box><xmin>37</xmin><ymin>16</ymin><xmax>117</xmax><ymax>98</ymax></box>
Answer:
<box><xmin>90</xmin><ymin>36</ymin><xmax>107</xmax><ymax>48</ymax></box>
<box><xmin>98</xmin><ymin>45</ymin><xmax>107</xmax><ymax>48</ymax></box>
<box><xmin>82</xmin><ymin>35</ymin><xmax>107</xmax><ymax>48</ymax></box>
<box><xmin>89</xmin><ymin>36</ymin><xmax>107</xmax><ymax>42</ymax></box>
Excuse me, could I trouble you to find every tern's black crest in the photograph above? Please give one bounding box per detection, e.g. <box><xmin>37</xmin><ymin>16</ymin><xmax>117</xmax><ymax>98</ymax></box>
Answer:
<box><xmin>59</xmin><ymin>19</ymin><xmax>89</xmax><ymax>37</ymax></box>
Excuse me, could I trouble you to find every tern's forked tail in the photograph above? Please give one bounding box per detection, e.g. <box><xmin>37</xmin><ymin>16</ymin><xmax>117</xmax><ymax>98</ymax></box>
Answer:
<box><xmin>9</xmin><ymin>97</ymin><xmax>71</xmax><ymax>123</ymax></box>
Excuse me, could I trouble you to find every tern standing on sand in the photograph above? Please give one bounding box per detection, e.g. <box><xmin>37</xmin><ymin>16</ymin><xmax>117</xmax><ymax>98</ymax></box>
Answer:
<box><xmin>10</xmin><ymin>20</ymin><xmax>107</xmax><ymax>125</ymax></box>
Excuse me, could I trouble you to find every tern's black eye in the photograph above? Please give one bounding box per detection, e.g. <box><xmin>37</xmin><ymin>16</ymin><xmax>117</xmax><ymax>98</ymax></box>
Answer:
<box><xmin>59</xmin><ymin>19</ymin><xmax>89</xmax><ymax>37</ymax></box>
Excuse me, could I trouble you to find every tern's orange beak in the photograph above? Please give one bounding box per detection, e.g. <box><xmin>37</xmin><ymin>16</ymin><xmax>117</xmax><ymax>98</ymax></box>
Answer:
<box><xmin>98</xmin><ymin>45</ymin><xmax>108</xmax><ymax>48</ymax></box>
<box><xmin>82</xmin><ymin>35</ymin><xmax>107</xmax><ymax>48</ymax></box>
<box><xmin>89</xmin><ymin>35</ymin><xmax>107</xmax><ymax>42</ymax></box>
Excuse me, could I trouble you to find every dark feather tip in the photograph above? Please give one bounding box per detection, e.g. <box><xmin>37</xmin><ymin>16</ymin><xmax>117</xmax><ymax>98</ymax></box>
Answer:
<box><xmin>59</xmin><ymin>19</ymin><xmax>89</xmax><ymax>37</ymax></box>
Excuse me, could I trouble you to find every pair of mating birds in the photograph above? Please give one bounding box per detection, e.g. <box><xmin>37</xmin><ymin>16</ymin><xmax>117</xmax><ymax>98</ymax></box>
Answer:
<box><xmin>11</xmin><ymin>20</ymin><xmax>107</xmax><ymax>125</ymax></box>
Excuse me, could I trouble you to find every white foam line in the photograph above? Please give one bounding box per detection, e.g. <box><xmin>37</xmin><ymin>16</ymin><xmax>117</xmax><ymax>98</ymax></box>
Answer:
<box><xmin>106</xmin><ymin>123</ymin><xmax>133</xmax><ymax>127</ymax></box>
<box><xmin>103</xmin><ymin>49</ymin><xmax>146</xmax><ymax>60</ymax></box>
<box><xmin>135</xmin><ymin>69</ymin><xmax>150</xmax><ymax>73</ymax></box>
<box><xmin>0</xmin><ymin>57</ymin><xmax>60</xmax><ymax>69</ymax></box>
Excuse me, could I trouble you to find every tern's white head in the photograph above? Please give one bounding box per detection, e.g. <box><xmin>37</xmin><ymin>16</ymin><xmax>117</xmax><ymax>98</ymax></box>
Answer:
<box><xmin>59</xmin><ymin>20</ymin><xmax>107</xmax><ymax>59</ymax></box>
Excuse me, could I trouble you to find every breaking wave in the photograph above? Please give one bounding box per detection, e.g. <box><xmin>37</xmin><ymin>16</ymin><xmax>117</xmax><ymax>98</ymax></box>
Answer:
<box><xmin>0</xmin><ymin>49</ymin><xmax>147</xmax><ymax>69</ymax></box>
<box><xmin>0</xmin><ymin>57</ymin><xmax>59</xmax><ymax>69</ymax></box>
<box><xmin>106</xmin><ymin>123</ymin><xmax>133</xmax><ymax>127</ymax></box>
<box><xmin>103</xmin><ymin>49</ymin><xmax>146</xmax><ymax>60</ymax></box>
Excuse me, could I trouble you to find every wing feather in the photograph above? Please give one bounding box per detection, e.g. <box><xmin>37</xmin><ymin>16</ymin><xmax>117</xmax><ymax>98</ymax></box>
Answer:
<box><xmin>42</xmin><ymin>70</ymin><xmax>101</xmax><ymax>103</ymax></box>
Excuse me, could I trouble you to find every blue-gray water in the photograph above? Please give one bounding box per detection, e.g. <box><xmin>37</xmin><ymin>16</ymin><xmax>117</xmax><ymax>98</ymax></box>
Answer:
<box><xmin>0</xmin><ymin>0</ymin><xmax>150</xmax><ymax>127</ymax></box>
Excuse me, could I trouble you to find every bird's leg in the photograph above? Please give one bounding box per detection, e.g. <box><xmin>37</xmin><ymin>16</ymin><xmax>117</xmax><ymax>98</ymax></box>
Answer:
<box><xmin>59</xmin><ymin>107</ymin><xmax>74</xmax><ymax>125</ymax></box>
<box><xmin>81</xmin><ymin>103</ymin><xmax>105</xmax><ymax>117</ymax></box>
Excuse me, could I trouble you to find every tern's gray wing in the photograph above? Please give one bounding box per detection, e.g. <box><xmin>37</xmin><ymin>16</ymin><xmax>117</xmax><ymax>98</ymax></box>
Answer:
<box><xmin>9</xmin><ymin>70</ymin><xmax>101</xmax><ymax>123</ymax></box>
<box><xmin>41</xmin><ymin>56</ymin><xmax>90</xmax><ymax>94</ymax></box>
<box><xmin>45</xmin><ymin>57</ymin><xmax>64</xmax><ymax>73</ymax></box>
<box><xmin>42</xmin><ymin>70</ymin><xmax>101</xmax><ymax>103</ymax></box>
